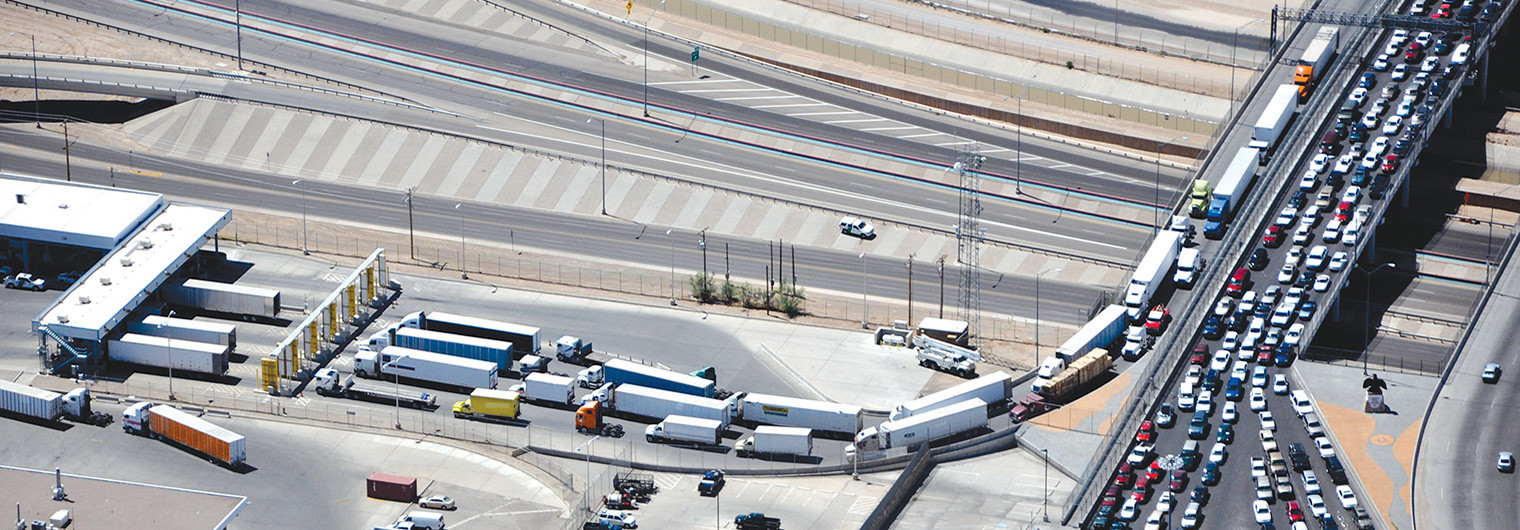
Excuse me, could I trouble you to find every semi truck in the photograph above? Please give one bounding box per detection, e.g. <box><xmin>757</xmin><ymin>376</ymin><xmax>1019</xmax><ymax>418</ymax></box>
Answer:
<box><xmin>733</xmin><ymin>392</ymin><xmax>864</xmax><ymax>434</ymax></box>
<box><xmin>856</xmin><ymin>398</ymin><xmax>988</xmax><ymax>451</ymax></box>
<box><xmin>108</xmin><ymin>333</ymin><xmax>230</xmax><ymax>375</ymax></box>
<box><xmin>353</xmin><ymin>347</ymin><xmax>498</xmax><ymax>391</ymax></box>
<box><xmin>0</xmin><ymin>379</ymin><xmax>108</xmax><ymax>425</ymax></box>
<box><xmin>1039</xmin><ymin>304</ymin><xmax>1127</xmax><ymax>379</ymax></box>
<box><xmin>1294</xmin><ymin>27</ymin><xmax>1340</xmax><ymax>101</ymax></box>
<box><xmin>888</xmin><ymin>371</ymin><xmax>1011</xmax><ymax>422</ymax></box>
<box><xmin>311</xmin><ymin>368</ymin><xmax>437</xmax><ymax>410</ymax></box>
<box><xmin>1204</xmin><ymin>147</ymin><xmax>1262</xmax><ymax>239</ymax></box>
<box><xmin>586</xmin><ymin>383</ymin><xmax>732</xmax><ymax>426</ymax></box>
<box><xmin>645</xmin><ymin>415</ymin><xmax>723</xmax><ymax>445</ymax></box>
<box><xmin>602</xmin><ymin>359</ymin><xmax>716</xmax><ymax>398</ymax></box>
<box><xmin>735</xmin><ymin>426</ymin><xmax>814</xmax><ymax>458</ymax></box>
<box><xmin>1122</xmin><ymin>231</ymin><xmax>1184</xmax><ymax>321</ymax></box>
<box><xmin>451</xmin><ymin>388</ymin><xmax>522</xmax><ymax>423</ymax></box>
<box><xmin>1033</xmin><ymin>350</ymin><xmax>1114</xmax><ymax>397</ymax></box>
<box><xmin>130</xmin><ymin>315</ymin><xmax>237</xmax><ymax>353</ymax></box>
<box><xmin>1188</xmin><ymin>179</ymin><xmax>1214</xmax><ymax>218</ymax></box>
<box><xmin>555</xmin><ymin>335</ymin><xmax>594</xmax><ymax>364</ymax></box>
<box><xmin>573</xmin><ymin>400</ymin><xmax>626</xmax><ymax>437</ymax></box>
<box><xmin>368</xmin><ymin>326</ymin><xmax>514</xmax><ymax>371</ymax></box>
<box><xmin>513</xmin><ymin>372</ymin><xmax>577</xmax><ymax>405</ymax></box>
<box><xmin>1249</xmin><ymin>84</ymin><xmax>1300</xmax><ymax>154</ymax></box>
<box><xmin>123</xmin><ymin>402</ymin><xmax>246</xmax><ymax>467</ymax></box>
<box><xmin>162</xmin><ymin>278</ymin><xmax>280</xmax><ymax>320</ymax></box>
<box><xmin>1009</xmin><ymin>393</ymin><xmax>1052</xmax><ymax>423</ymax></box>
<box><xmin>394</xmin><ymin>311</ymin><xmax>540</xmax><ymax>358</ymax></box>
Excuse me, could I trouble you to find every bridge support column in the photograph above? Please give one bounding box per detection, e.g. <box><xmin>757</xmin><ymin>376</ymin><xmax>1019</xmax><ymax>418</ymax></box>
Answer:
<box><xmin>1400</xmin><ymin>173</ymin><xmax>1410</xmax><ymax>209</ymax></box>
<box><xmin>1364</xmin><ymin>229</ymin><xmax>1376</xmax><ymax>264</ymax></box>
<box><xmin>1331</xmin><ymin>293</ymin><xmax>1342</xmax><ymax>323</ymax></box>
<box><xmin>1478</xmin><ymin>53</ymin><xmax>1489</xmax><ymax>105</ymax></box>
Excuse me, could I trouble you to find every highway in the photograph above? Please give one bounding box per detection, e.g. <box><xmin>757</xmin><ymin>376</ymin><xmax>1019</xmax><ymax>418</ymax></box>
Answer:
<box><xmin>1413</xmin><ymin>234</ymin><xmax>1520</xmax><ymax>530</ymax></box>
<box><xmin>0</xmin><ymin>123</ymin><xmax>1109</xmax><ymax>324</ymax></box>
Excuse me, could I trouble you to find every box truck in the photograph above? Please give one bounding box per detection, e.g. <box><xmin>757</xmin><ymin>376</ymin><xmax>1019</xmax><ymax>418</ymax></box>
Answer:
<box><xmin>1294</xmin><ymin>27</ymin><xmax>1340</xmax><ymax>100</ymax></box>
<box><xmin>369</xmin><ymin>327</ymin><xmax>514</xmax><ymax>371</ymax></box>
<box><xmin>1250</xmin><ymin>85</ymin><xmax>1300</xmax><ymax>152</ymax></box>
<box><xmin>735</xmin><ymin>426</ymin><xmax>813</xmax><ymax>457</ymax></box>
<box><xmin>108</xmin><ymin>333</ymin><xmax>230</xmax><ymax>375</ymax></box>
<box><xmin>645</xmin><ymin>415</ymin><xmax>723</xmax><ymax>445</ymax></box>
<box><xmin>0</xmin><ymin>380</ymin><xmax>107</xmax><ymax>424</ymax></box>
<box><xmin>856</xmin><ymin>398</ymin><xmax>988</xmax><ymax>450</ymax></box>
<box><xmin>511</xmin><ymin>372</ymin><xmax>577</xmax><ymax>405</ymax></box>
<box><xmin>1205</xmin><ymin>147</ymin><xmax>1261</xmax><ymax>238</ymax></box>
<box><xmin>395</xmin><ymin>311</ymin><xmax>539</xmax><ymax>358</ymax></box>
<box><xmin>889</xmin><ymin>371</ymin><xmax>1011</xmax><ymax>421</ymax></box>
<box><xmin>311</xmin><ymin>368</ymin><xmax>437</xmax><ymax>410</ymax></box>
<box><xmin>366</xmin><ymin>472</ymin><xmax>418</xmax><ymax>502</ymax></box>
<box><xmin>353</xmin><ymin>347</ymin><xmax>498</xmax><ymax>391</ymax></box>
<box><xmin>602</xmin><ymin>359</ymin><xmax>716</xmax><ymax>398</ymax></box>
<box><xmin>1033</xmin><ymin>349</ymin><xmax>1113</xmax><ymax>397</ymax></box>
<box><xmin>131</xmin><ymin>315</ymin><xmax>237</xmax><ymax>352</ymax></box>
<box><xmin>451</xmin><ymin>388</ymin><xmax>521</xmax><ymax>423</ymax></box>
<box><xmin>162</xmin><ymin>278</ymin><xmax>279</xmax><ymax>320</ymax></box>
<box><xmin>587</xmin><ymin>383</ymin><xmax>731</xmax><ymax>426</ymax></box>
<box><xmin>123</xmin><ymin>402</ymin><xmax>246</xmax><ymax>467</ymax></box>
<box><xmin>734</xmin><ymin>392</ymin><xmax>863</xmax><ymax>434</ymax></box>
<box><xmin>1122</xmin><ymin>231</ymin><xmax>1184</xmax><ymax>321</ymax></box>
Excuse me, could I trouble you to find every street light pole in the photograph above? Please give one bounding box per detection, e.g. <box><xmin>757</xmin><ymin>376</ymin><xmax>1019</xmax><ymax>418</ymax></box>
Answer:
<box><xmin>1230</xmin><ymin>19</ymin><xmax>1266</xmax><ymax>121</ymax></box>
<box><xmin>383</xmin><ymin>358</ymin><xmax>402</xmax><ymax>429</ymax></box>
<box><xmin>1036</xmin><ymin>268</ymin><xmax>1062</xmax><ymax>364</ymax></box>
<box><xmin>1155</xmin><ymin>136</ymin><xmax>1188</xmax><ymax>229</ymax></box>
<box><xmin>11</xmin><ymin>33</ymin><xmax>40</xmax><ymax>127</ymax></box>
<box><xmin>1042</xmin><ymin>448</ymin><xmax>1050</xmax><ymax>522</ymax></box>
<box><xmin>643</xmin><ymin>1</ymin><xmax>667</xmax><ymax>117</ymax></box>
<box><xmin>293</xmin><ymin>180</ymin><xmax>308</xmax><ymax>255</ymax></box>
<box><xmin>162</xmin><ymin>310</ymin><xmax>177</xmax><ymax>401</ymax></box>
<box><xmin>587</xmin><ymin>117</ymin><xmax>607</xmax><ymax>215</ymax></box>
<box><xmin>666</xmin><ymin>228</ymin><xmax>676</xmax><ymax>305</ymax></box>
<box><xmin>1356</xmin><ymin>262</ymin><xmax>1396</xmax><ymax>374</ymax></box>
<box><xmin>860</xmin><ymin>253</ymin><xmax>868</xmax><ymax>329</ymax></box>
<box><xmin>235</xmin><ymin>0</ymin><xmax>243</xmax><ymax>70</ymax></box>
<box><xmin>455</xmin><ymin>203</ymin><xmax>467</xmax><ymax>279</ymax></box>
<box><xmin>576</xmin><ymin>436</ymin><xmax>601</xmax><ymax>514</ymax></box>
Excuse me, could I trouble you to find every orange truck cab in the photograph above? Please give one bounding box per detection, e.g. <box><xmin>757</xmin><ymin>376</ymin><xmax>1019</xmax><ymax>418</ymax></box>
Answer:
<box><xmin>576</xmin><ymin>400</ymin><xmax>603</xmax><ymax>433</ymax></box>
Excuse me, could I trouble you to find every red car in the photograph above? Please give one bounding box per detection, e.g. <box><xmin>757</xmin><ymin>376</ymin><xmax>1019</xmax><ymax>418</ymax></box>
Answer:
<box><xmin>1382</xmin><ymin>154</ymin><xmax>1401</xmax><ymax>173</ymax></box>
<box><xmin>1190</xmin><ymin>344</ymin><xmax>1209</xmax><ymax>365</ymax></box>
<box><xmin>1169</xmin><ymin>470</ymin><xmax>1189</xmax><ymax>492</ymax></box>
<box><xmin>1115</xmin><ymin>472</ymin><xmax>1134</xmax><ymax>489</ymax></box>
<box><xmin>1334</xmin><ymin>201</ymin><xmax>1354</xmax><ymax>222</ymax></box>
<box><xmin>1262</xmin><ymin>225</ymin><xmax>1285</xmax><ymax>248</ymax></box>
<box><xmin>1287</xmin><ymin>500</ymin><xmax>1305</xmax><ymax>522</ymax></box>
<box><xmin>1136</xmin><ymin>421</ymin><xmax>1157</xmax><ymax>443</ymax></box>
<box><xmin>1145</xmin><ymin>305</ymin><xmax>1170</xmax><ymax>335</ymax></box>
<box><xmin>1132</xmin><ymin>486</ymin><xmax>1152</xmax><ymax>503</ymax></box>
<box><xmin>1227</xmin><ymin>267</ymin><xmax>1250</xmax><ymax>296</ymax></box>
<box><xmin>1146</xmin><ymin>461</ymin><xmax>1164</xmax><ymax>482</ymax></box>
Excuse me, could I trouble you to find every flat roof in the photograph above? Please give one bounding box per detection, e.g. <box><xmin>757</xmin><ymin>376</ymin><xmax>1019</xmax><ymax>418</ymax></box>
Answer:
<box><xmin>0</xmin><ymin>174</ymin><xmax>163</xmax><ymax>249</ymax></box>
<box><xmin>36</xmin><ymin>203</ymin><xmax>230</xmax><ymax>341</ymax></box>
<box><xmin>0</xmin><ymin>464</ymin><xmax>246</xmax><ymax>530</ymax></box>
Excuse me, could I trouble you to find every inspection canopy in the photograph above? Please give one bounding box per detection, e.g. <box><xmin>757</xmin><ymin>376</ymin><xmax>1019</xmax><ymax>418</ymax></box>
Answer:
<box><xmin>0</xmin><ymin>175</ymin><xmax>162</xmax><ymax>249</ymax></box>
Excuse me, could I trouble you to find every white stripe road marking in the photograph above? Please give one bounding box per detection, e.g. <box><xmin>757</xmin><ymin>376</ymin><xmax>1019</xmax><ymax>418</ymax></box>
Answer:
<box><xmin>752</xmin><ymin>103</ymin><xmax>830</xmax><ymax>109</ymax></box>
<box><xmin>715</xmin><ymin>95</ymin><xmax>804</xmax><ymax>101</ymax></box>
<box><xmin>934</xmin><ymin>141</ymin><xmax>976</xmax><ymax>146</ymax></box>
<box><xmin>789</xmin><ymin>111</ymin><xmax>859</xmax><ymax>117</ymax></box>
<box><xmin>824</xmin><ymin>118</ymin><xmax>890</xmax><ymax>124</ymax></box>
<box><xmin>980</xmin><ymin>147</ymin><xmax>1011</xmax><ymax>153</ymax></box>
<box><xmin>679</xmin><ymin>88</ymin><xmax>780</xmax><ymax>93</ymax></box>
<box><xmin>647</xmin><ymin>79</ymin><xmax>744</xmax><ymax>85</ymax></box>
<box><xmin>898</xmin><ymin>132</ymin><xmax>946</xmax><ymax>139</ymax></box>
<box><xmin>859</xmin><ymin>126</ymin><xmax>919</xmax><ymax>131</ymax></box>
<box><xmin>1047</xmin><ymin>163</ymin><xmax>1075</xmax><ymax>169</ymax></box>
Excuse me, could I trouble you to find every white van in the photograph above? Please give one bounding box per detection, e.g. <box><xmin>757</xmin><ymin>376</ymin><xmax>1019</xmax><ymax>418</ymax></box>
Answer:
<box><xmin>1178</xmin><ymin>382</ymin><xmax>1198</xmax><ymax>411</ymax></box>
<box><xmin>1452</xmin><ymin>43</ymin><xmax>1471</xmax><ymax>65</ymax></box>
<box><xmin>395</xmin><ymin>512</ymin><xmax>445</xmax><ymax>530</ymax></box>
<box><xmin>1174</xmin><ymin>248</ymin><xmax>1204</xmax><ymax>288</ymax></box>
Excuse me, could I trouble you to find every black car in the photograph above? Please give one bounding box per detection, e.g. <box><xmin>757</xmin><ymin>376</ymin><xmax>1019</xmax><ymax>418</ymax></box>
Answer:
<box><xmin>1157</xmin><ymin>403</ymin><xmax>1177</xmax><ymax>428</ymax></box>
<box><xmin>1431</xmin><ymin>79</ymin><xmax>1448</xmax><ymax>97</ymax></box>
<box><xmin>1249</xmin><ymin>248</ymin><xmax>1271</xmax><ymax>271</ymax></box>
<box><xmin>1191</xmin><ymin>485</ymin><xmax>1210</xmax><ymax>506</ymax></box>
<box><xmin>1349</xmin><ymin>128</ymin><xmax>1370</xmax><ymax>143</ymax></box>
<box><xmin>1393</xmin><ymin>137</ymin><xmax>1413</xmax><ymax>155</ymax></box>
<box><xmin>1203</xmin><ymin>316</ymin><xmax>1224</xmax><ymax>339</ymax></box>
<box><xmin>1188</xmin><ymin>418</ymin><xmax>1210</xmax><ymax>440</ymax></box>
<box><xmin>699</xmin><ymin>470</ymin><xmax>726</xmax><ymax>496</ymax></box>
<box><xmin>1325</xmin><ymin>456</ymin><xmax>1349</xmax><ymax>484</ymax></box>
<box><xmin>1289</xmin><ymin>443</ymin><xmax>1312</xmax><ymax>471</ymax></box>
<box><xmin>1202</xmin><ymin>463</ymin><xmax>1221</xmax><ymax>485</ymax></box>
<box><xmin>1370</xmin><ymin>175</ymin><xmax>1390</xmax><ymax>199</ymax></box>
<box><xmin>1289</xmin><ymin>189</ymin><xmax>1308</xmax><ymax>209</ymax></box>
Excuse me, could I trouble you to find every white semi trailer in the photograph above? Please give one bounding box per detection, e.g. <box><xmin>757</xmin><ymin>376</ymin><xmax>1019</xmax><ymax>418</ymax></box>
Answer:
<box><xmin>889</xmin><ymin>372</ymin><xmax>1010</xmax><ymax>421</ymax></box>
<box><xmin>108</xmin><ymin>333</ymin><xmax>230</xmax><ymax>375</ymax></box>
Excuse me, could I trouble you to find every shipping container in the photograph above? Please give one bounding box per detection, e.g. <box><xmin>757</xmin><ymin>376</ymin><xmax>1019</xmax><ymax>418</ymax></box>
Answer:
<box><xmin>162</xmin><ymin>278</ymin><xmax>279</xmax><ymax>320</ymax></box>
<box><xmin>889</xmin><ymin>371</ymin><xmax>1010</xmax><ymax>421</ymax></box>
<box><xmin>399</xmin><ymin>311</ymin><xmax>541</xmax><ymax>358</ymax></box>
<box><xmin>611</xmin><ymin>384</ymin><xmax>730</xmax><ymax>426</ymax></box>
<box><xmin>366</xmin><ymin>472</ymin><xmax>418</xmax><ymax>502</ymax></box>
<box><xmin>389</xmin><ymin>327</ymin><xmax>513</xmax><ymax>370</ymax></box>
<box><xmin>736</xmin><ymin>392</ymin><xmax>863</xmax><ymax>434</ymax></box>
<box><xmin>108</xmin><ymin>333</ymin><xmax>230</xmax><ymax>375</ymax></box>
<box><xmin>603</xmin><ymin>359</ymin><xmax>715</xmax><ymax>398</ymax></box>
<box><xmin>353</xmin><ymin>347</ymin><xmax>498</xmax><ymax>391</ymax></box>
<box><xmin>131</xmin><ymin>315</ymin><xmax>237</xmax><ymax>352</ymax></box>
<box><xmin>124</xmin><ymin>402</ymin><xmax>246</xmax><ymax>467</ymax></box>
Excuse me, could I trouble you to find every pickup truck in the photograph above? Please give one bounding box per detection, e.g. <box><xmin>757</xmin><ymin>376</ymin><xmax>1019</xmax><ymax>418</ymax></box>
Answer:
<box><xmin>734</xmin><ymin>513</ymin><xmax>782</xmax><ymax>530</ymax></box>
<box><xmin>698</xmin><ymin>469</ymin><xmax>725</xmax><ymax>496</ymax></box>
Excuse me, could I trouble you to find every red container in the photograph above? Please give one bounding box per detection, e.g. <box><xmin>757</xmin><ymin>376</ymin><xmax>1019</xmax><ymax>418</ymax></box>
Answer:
<box><xmin>367</xmin><ymin>472</ymin><xmax>417</xmax><ymax>502</ymax></box>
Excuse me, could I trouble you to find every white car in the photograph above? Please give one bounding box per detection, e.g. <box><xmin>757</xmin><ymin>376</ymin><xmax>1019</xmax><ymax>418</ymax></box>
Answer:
<box><xmin>1278</xmin><ymin>265</ymin><xmax>1298</xmax><ymax>284</ymax></box>
<box><xmin>1285</xmin><ymin>246</ymin><xmax>1305</xmax><ymax>268</ymax></box>
<box><xmin>1232</xmin><ymin>363</ymin><xmax>1249</xmax><ymax>383</ymax></box>
<box><xmin>1181</xmin><ymin>502</ymin><xmax>1201</xmax><ymax>529</ymax></box>
<box><xmin>1252</xmin><ymin>366</ymin><xmax>1269</xmax><ymax>387</ymax></box>
<box><xmin>1347</xmin><ymin>87</ymin><xmax>1368</xmax><ymax>107</ymax></box>
<box><xmin>1391</xmin><ymin>63</ymin><xmax>1409</xmax><ymax>81</ymax></box>
<box><xmin>419</xmin><ymin>495</ymin><xmax>456</xmax><ymax>510</ymax></box>
<box><xmin>1415</xmin><ymin>30</ymin><xmax>1432</xmax><ymax>47</ymax></box>
<box><xmin>1252</xmin><ymin>456</ymin><xmax>1268</xmax><ymax>478</ymax></box>
<box><xmin>1293</xmin><ymin>221</ymin><xmax>1315</xmax><ymax>246</ymax></box>
<box><xmin>1421</xmin><ymin>55</ymin><xmax>1440</xmax><ymax>73</ymax></box>
<box><xmin>1223</xmin><ymin>331</ymin><xmax>1241</xmax><ymax>352</ymax></box>
<box><xmin>839</xmin><ymin>217</ymin><xmax>876</xmax><ymax>239</ymax></box>
<box><xmin>1333</xmin><ymin>153</ymin><xmax>1355</xmax><ymax>175</ymax></box>
<box><xmin>1370</xmin><ymin>136</ymin><xmax>1390</xmax><ymax>156</ymax></box>
<box><xmin>1299</xmin><ymin>170</ymin><xmax>1320</xmax><ymax>191</ymax></box>
<box><xmin>1119</xmin><ymin>498</ymin><xmax>1140</xmax><ymax>521</ymax></box>
<box><xmin>1323</xmin><ymin>218</ymin><xmax>1344</xmax><ymax>244</ymax></box>
<box><xmin>1396</xmin><ymin>98</ymin><xmax>1415</xmax><ymax>117</ymax></box>
<box><xmin>1273</xmin><ymin>374</ymin><xmax>1289</xmax><ymax>395</ymax></box>
<box><xmin>1285</xmin><ymin>323</ymin><xmax>1306</xmax><ymax>348</ymax></box>
<box><xmin>1261</xmin><ymin>411</ymin><xmax>1277</xmax><ymax>431</ymax></box>
<box><xmin>1391</xmin><ymin>29</ymin><xmax>1409</xmax><ymax>45</ymax></box>
<box><xmin>1373</xmin><ymin>53</ymin><xmax>1390</xmax><ymax>70</ymax></box>
<box><xmin>1329</xmin><ymin>251</ymin><xmax>1349</xmax><ymax>272</ymax></box>
<box><xmin>1315</xmin><ymin>436</ymin><xmax>1337</xmax><ymax>458</ymax></box>
<box><xmin>1214</xmin><ymin>298</ymin><xmax>1234</xmax><ymax>317</ymax></box>
<box><xmin>1342</xmin><ymin>186</ymin><xmax>1363</xmax><ymax>204</ymax></box>
<box><xmin>1223</xmin><ymin>401</ymin><xmax>1239</xmax><ymax>423</ymax></box>
<box><xmin>1302</xmin><ymin>470</ymin><xmax>1323</xmax><ymax>495</ymax></box>
<box><xmin>1250</xmin><ymin>387</ymin><xmax>1267</xmax><ymax>411</ymax></box>
<box><xmin>1305</xmin><ymin>245</ymin><xmax>1329</xmax><ymax>270</ymax></box>
<box><xmin>1368</xmin><ymin>98</ymin><xmax>1389</xmax><ymax>117</ymax></box>
<box><xmin>1210</xmin><ymin>443</ymin><xmax>1228</xmax><ymax>464</ymax></box>
<box><xmin>1212</xmin><ymin>349</ymin><xmax>1231</xmax><ymax>372</ymax></box>
<box><xmin>1336</xmin><ymin>485</ymin><xmax>1358</xmax><ymax>509</ymax></box>
<box><xmin>1308</xmin><ymin>494</ymin><xmax>1329</xmax><ymax>519</ymax></box>
<box><xmin>1179</xmin><ymin>387</ymin><xmax>1197</xmax><ymax>411</ymax></box>
<box><xmin>1300</xmin><ymin>204</ymin><xmax>1323</xmax><ymax>227</ymax></box>
<box><xmin>1309</xmin><ymin>153</ymin><xmax>1331</xmax><ymax>174</ymax></box>
<box><xmin>1186</xmin><ymin>365</ymin><xmax>1203</xmax><ymax>386</ymax></box>
<box><xmin>1344</xmin><ymin>220</ymin><xmax>1362</xmax><ymax>246</ymax></box>
<box><xmin>1197</xmin><ymin>390</ymin><xmax>1214</xmax><ymax>415</ymax></box>
<box><xmin>598</xmin><ymin>509</ymin><xmax>638</xmax><ymax>529</ymax></box>
<box><xmin>1127</xmin><ymin>443</ymin><xmax>1154</xmax><ymax>465</ymax></box>
<box><xmin>1361</xmin><ymin>112</ymin><xmax>1380</xmax><ymax>130</ymax></box>
<box><xmin>1453</xmin><ymin>42</ymin><xmax>1471</xmax><ymax>64</ymax></box>
<box><xmin>1155</xmin><ymin>491</ymin><xmax>1175</xmax><ymax>513</ymax></box>
<box><xmin>1275</xmin><ymin>206</ymin><xmax>1299</xmax><ymax>227</ymax></box>
<box><xmin>1241</xmin><ymin>291</ymin><xmax>1259</xmax><ymax>313</ymax></box>
<box><xmin>1313</xmin><ymin>274</ymin><xmax>1331</xmax><ymax>292</ymax></box>
<box><xmin>1254</xmin><ymin>499</ymin><xmax>1273</xmax><ymax>524</ymax></box>
<box><xmin>1291</xmin><ymin>390</ymin><xmax>1315</xmax><ymax>417</ymax></box>
<box><xmin>1383</xmin><ymin>115</ymin><xmax>1404</xmax><ymax>135</ymax></box>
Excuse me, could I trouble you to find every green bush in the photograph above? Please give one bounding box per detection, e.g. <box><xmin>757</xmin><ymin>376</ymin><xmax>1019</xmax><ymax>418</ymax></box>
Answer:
<box><xmin>690</xmin><ymin>274</ymin><xmax>806</xmax><ymax>316</ymax></box>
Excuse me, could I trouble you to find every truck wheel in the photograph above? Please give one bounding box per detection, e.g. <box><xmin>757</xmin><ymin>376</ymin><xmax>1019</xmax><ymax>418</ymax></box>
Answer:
<box><xmin>646</xmin><ymin>435</ymin><xmax>656</xmax><ymax>443</ymax></box>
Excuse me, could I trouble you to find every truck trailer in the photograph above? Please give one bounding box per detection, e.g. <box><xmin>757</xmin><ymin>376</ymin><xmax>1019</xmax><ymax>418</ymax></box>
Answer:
<box><xmin>108</xmin><ymin>333</ymin><xmax>230</xmax><ymax>375</ymax></box>
<box><xmin>162</xmin><ymin>278</ymin><xmax>280</xmax><ymax>320</ymax></box>
<box><xmin>1294</xmin><ymin>27</ymin><xmax>1340</xmax><ymax>100</ymax></box>
<box><xmin>513</xmin><ymin>372</ymin><xmax>577</xmax><ymax>405</ymax></box>
<box><xmin>857</xmin><ymin>398</ymin><xmax>988</xmax><ymax>451</ymax></box>
<box><xmin>0</xmin><ymin>380</ymin><xmax>106</xmax><ymax>424</ymax></box>
<box><xmin>451</xmin><ymin>388</ymin><xmax>522</xmax><ymax>423</ymax></box>
<box><xmin>1041</xmin><ymin>304</ymin><xmax>1127</xmax><ymax>379</ymax></box>
<box><xmin>602</xmin><ymin>359</ymin><xmax>716</xmax><ymax>398</ymax></box>
<box><xmin>396</xmin><ymin>311</ymin><xmax>540</xmax><ymax>358</ymax></box>
<box><xmin>311</xmin><ymin>368</ymin><xmax>437</xmax><ymax>410</ymax></box>
<box><xmin>588</xmin><ymin>383</ymin><xmax>731</xmax><ymax>426</ymax></box>
<box><xmin>1249</xmin><ymin>84</ymin><xmax>1300</xmax><ymax>153</ymax></box>
<box><xmin>123</xmin><ymin>402</ymin><xmax>246</xmax><ymax>467</ymax></box>
<box><xmin>353</xmin><ymin>347</ymin><xmax>498</xmax><ymax>391</ymax></box>
<box><xmin>735</xmin><ymin>426</ymin><xmax>814</xmax><ymax>457</ymax></box>
<box><xmin>366</xmin><ymin>473</ymin><xmax>418</xmax><ymax>503</ymax></box>
<box><xmin>378</xmin><ymin>326</ymin><xmax>514</xmax><ymax>371</ymax></box>
<box><xmin>130</xmin><ymin>315</ymin><xmax>237</xmax><ymax>352</ymax></box>
<box><xmin>888</xmin><ymin>371</ymin><xmax>1011</xmax><ymax>421</ymax></box>
<box><xmin>1122</xmin><ymin>231</ymin><xmax>1184</xmax><ymax>321</ymax></box>
<box><xmin>735</xmin><ymin>392</ymin><xmax>864</xmax><ymax>434</ymax></box>
<box><xmin>645</xmin><ymin>415</ymin><xmax>723</xmax><ymax>445</ymax></box>
<box><xmin>1204</xmin><ymin>147</ymin><xmax>1261</xmax><ymax>239</ymax></box>
<box><xmin>1033</xmin><ymin>350</ymin><xmax>1114</xmax><ymax>398</ymax></box>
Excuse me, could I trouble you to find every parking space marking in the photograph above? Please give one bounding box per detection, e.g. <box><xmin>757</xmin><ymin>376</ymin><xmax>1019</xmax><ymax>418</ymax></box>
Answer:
<box><xmin>848</xmin><ymin>494</ymin><xmax>877</xmax><ymax>514</ymax></box>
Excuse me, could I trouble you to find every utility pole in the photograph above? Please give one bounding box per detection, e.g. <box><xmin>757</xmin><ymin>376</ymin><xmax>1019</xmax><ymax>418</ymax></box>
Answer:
<box><xmin>62</xmin><ymin>119</ymin><xmax>71</xmax><ymax>182</ymax></box>
<box><xmin>403</xmin><ymin>188</ymin><xmax>416</xmax><ymax>260</ymax></box>
<box><xmin>907</xmin><ymin>254</ymin><xmax>915</xmax><ymax>326</ymax></box>
<box><xmin>937</xmin><ymin>257</ymin><xmax>946</xmax><ymax>318</ymax></box>
<box><xmin>235</xmin><ymin>0</ymin><xmax>243</xmax><ymax>70</ymax></box>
